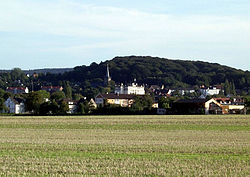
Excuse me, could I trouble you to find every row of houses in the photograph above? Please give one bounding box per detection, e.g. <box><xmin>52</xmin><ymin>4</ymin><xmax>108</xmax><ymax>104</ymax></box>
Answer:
<box><xmin>149</xmin><ymin>85</ymin><xmax>223</xmax><ymax>97</ymax></box>
<box><xmin>6</xmin><ymin>86</ymin><xmax>63</xmax><ymax>94</ymax></box>
<box><xmin>95</xmin><ymin>93</ymin><xmax>246</xmax><ymax>115</ymax></box>
<box><xmin>174</xmin><ymin>98</ymin><xmax>245</xmax><ymax>115</ymax></box>
<box><xmin>2</xmin><ymin>65</ymin><xmax>246</xmax><ymax>115</ymax></box>
<box><xmin>3</xmin><ymin>97</ymin><xmax>97</xmax><ymax>114</ymax></box>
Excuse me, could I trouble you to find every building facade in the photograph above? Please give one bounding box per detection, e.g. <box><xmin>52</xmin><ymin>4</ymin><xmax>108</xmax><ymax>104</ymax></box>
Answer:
<box><xmin>4</xmin><ymin>97</ymin><xmax>25</xmax><ymax>114</ymax></box>
<box><xmin>95</xmin><ymin>93</ymin><xmax>135</xmax><ymax>107</ymax></box>
<box><xmin>200</xmin><ymin>85</ymin><xmax>222</xmax><ymax>97</ymax></box>
<box><xmin>115</xmin><ymin>83</ymin><xmax>145</xmax><ymax>95</ymax></box>
<box><xmin>174</xmin><ymin>98</ymin><xmax>245</xmax><ymax>115</ymax></box>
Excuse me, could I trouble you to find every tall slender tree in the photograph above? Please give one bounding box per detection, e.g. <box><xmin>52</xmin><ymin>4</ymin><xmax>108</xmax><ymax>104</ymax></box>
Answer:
<box><xmin>224</xmin><ymin>79</ymin><xmax>230</xmax><ymax>96</ymax></box>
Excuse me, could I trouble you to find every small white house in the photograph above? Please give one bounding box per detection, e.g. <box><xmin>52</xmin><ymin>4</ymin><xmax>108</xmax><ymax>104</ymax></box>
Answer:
<box><xmin>64</xmin><ymin>99</ymin><xmax>78</xmax><ymax>114</ymax></box>
<box><xmin>4</xmin><ymin>97</ymin><xmax>25</xmax><ymax>114</ymax></box>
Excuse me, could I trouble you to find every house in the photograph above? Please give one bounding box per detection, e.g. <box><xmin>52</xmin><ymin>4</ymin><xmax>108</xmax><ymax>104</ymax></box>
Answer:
<box><xmin>115</xmin><ymin>81</ymin><xmax>145</xmax><ymax>95</ymax></box>
<box><xmin>63</xmin><ymin>99</ymin><xmax>78</xmax><ymax>114</ymax></box>
<box><xmin>200</xmin><ymin>85</ymin><xmax>222</xmax><ymax>97</ymax></box>
<box><xmin>95</xmin><ymin>93</ymin><xmax>135</xmax><ymax>107</ymax></box>
<box><xmin>214</xmin><ymin>97</ymin><xmax>245</xmax><ymax>114</ymax></box>
<box><xmin>4</xmin><ymin>97</ymin><xmax>25</xmax><ymax>114</ymax></box>
<box><xmin>178</xmin><ymin>88</ymin><xmax>196</xmax><ymax>96</ymax></box>
<box><xmin>6</xmin><ymin>87</ymin><xmax>29</xmax><ymax>94</ymax></box>
<box><xmin>165</xmin><ymin>88</ymin><xmax>195</xmax><ymax>96</ymax></box>
<box><xmin>148</xmin><ymin>85</ymin><xmax>171</xmax><ymax>98</ymax></box>
<box><xmin>152</xmin><ymin>103</ymin><xmax>159</xmax><ymax>109</ymax></box>
<box><xmin>89</xmin><ymin>98</ymin><xmax>97</xmax><ymax>109</ymax></box>
<box><xmin>174</xmin><ymin>98</ymin><xmax>245</xmax><ymax>115</ymax></box>
<box><xmin>174</xmin><ymin>98</ymin><xmax>219</xmax><ymax>114</ymax></box>
<box><xmin>148</xmin><ymin>85</ymin><xmax>164</xmax><ymax>93</ymax></box>
<box><xmin>41</xmin><ymin>86</ymin><xmax>63</xmax><ymax>93</ymax></box>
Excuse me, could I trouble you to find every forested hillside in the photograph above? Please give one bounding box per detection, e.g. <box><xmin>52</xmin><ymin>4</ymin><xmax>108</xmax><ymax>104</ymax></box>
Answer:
<box><xmin>0</xmin><ymin>56</ymin><xmax>249</xmax><ymax>92</ymax></box>
<box><xmin>59</xmin><ymin>56</ymin><xmax>249</xmax><ymax>89</ymax></box>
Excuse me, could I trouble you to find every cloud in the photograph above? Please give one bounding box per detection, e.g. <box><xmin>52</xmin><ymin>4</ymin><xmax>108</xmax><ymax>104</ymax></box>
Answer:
<box><xmin>1</xmin><ymin>0</ymin><xmax>250</xmax><ymax>39</ymax></box>
<box><xmin>0</xmin><ymin>0</ymin><xmax>250</xmax><ymax>69</ymax></box>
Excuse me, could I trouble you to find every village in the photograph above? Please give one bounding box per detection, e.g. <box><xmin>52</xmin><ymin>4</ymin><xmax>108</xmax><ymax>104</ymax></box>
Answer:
<box><xmin>2</xmin><ymin>65</ymin><xmax>247</xmax><ymax>115</ymax></box>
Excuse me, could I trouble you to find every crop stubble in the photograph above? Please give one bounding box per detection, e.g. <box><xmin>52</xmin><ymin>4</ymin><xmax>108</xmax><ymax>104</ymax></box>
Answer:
<box><xmin>0</xmin><ymin>115</ymin><xmax>249</xmax><ymax>176</ymax></box>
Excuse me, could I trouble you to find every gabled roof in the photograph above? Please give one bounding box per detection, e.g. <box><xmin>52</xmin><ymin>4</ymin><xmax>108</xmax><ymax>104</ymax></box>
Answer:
<box><xmin>214</xmin><ymin>98</ymin><xmax>230</xmax><ymax>102</ymax></box>
<box><xmin>6</xmin><ymin>87</ymin><xmax>26</xmax><ymax>91</ymax></box>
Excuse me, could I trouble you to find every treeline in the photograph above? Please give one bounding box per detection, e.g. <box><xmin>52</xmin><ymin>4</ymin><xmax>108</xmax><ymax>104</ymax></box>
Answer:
<box><xmin>39</xmin><ymin>56</ymin><xmax>250</xmax><ymax>91</ymax></box>
<box><xmin>0</xmin><ymin>56</ymin><xmax>249</xmax><ymax>98</ymax></box>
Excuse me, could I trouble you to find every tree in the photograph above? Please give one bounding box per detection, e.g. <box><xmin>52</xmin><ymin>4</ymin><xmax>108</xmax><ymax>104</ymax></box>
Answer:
<box><xmin>224</xmin><ymin>79</ymin><xmax>230</xmax><ymax>96</ymax></box>
<box><xmin>131</xmin><ymin>95</ymin><xmax>154</xmax><ymax>112</ymax></box>
<box><xmin>51</xmin><ymin>91</ymin><xmax>65</xmax><ymax>102</ymax></box>
<box><xmin>36</xmin><ymin>90</ymin><xmax>50</xmax><ymax>99</ymax></box>
<box><xmin>73</xmin><ymin>93</ymin><xmax>84</xmax><ymax>101</ymax></box>
<box><xmin>63</xmin><ymin>81</ymin><xmax>72</xmax><ymax>99</ymax></box>
<box><xmin>25</xmin><ymin>91</ymin><xmax>49</xmax><ymax>114</ymax></box>
<box><xmin>50</xmin><ymin>100</ymin><xmax>59</xmax><ymax>115</ymax></box>
<box><xmin>39</xmin><ymin>102</ymin><xmax>51</xmax><ymax>115</ymax></box>
<box><xmin>0</xmin><ymin>98</ymin><xmax>8</xmax><ymax>112</ymax></box>
<box><xmin>243</xmin><ymin>96</ymin><xmax>250</xmax><ymax>114</ymax></box>
<box><xmin>231</xmin><ymin>81</ymin><xmax>236</xmax><ymax>96</ymax></box>
<box><xmin>78</xmin><ymin>102</ymin><xmax>89</xmax><ymax>114</ymax></box>
<box><xmin>10</xmin><ymin>68</ymin><xmax>28</xmax><ymax>85</ymax></box>
<box><xmin>77</xmin><ymin>98</ymin><xmax>92</xmax><ymax>114</ymax></box>
<box><xmin>58</xmin><ymin>101</ymin><xmax>69</xmax><ymax>115</ymax></box>
<box><xmin>158</xmin><ymin>97</ymin><xmax>170</xmax><ymax>109</ymax></box>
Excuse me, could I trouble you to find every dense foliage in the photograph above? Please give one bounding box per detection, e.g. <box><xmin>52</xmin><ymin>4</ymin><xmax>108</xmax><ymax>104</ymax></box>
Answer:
<box><xmin>39</xmin><ymin>56</ymin><xmax>249</xmax><ymax>90</ymax></box>
<box><xmin>0</xmin><ymin>56</ymin><xmax>249</xmax><ymax>94</ymax></box>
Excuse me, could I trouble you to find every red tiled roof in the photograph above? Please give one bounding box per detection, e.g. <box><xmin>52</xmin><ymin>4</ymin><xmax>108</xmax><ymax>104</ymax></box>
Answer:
<box><xmin>7</xmin><ymin>87</ymin><xmax>26</xmax><ymax>90</ymax></box>
<box><xmin>214</xmin><ymin>98</ymin><xmax>230</xmax><ymax>102</ymax></box>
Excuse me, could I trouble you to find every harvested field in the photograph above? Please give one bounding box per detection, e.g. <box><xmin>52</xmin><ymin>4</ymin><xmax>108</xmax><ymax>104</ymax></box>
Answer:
<box><xmin>0</xmin><ymin>115</ymin><xmax>249</xmax><ymax>176</ymax></box>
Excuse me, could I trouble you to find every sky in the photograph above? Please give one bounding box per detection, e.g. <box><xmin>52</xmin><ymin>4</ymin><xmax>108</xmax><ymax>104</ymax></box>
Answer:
<box><xmin>0</xmin><ymin>0</ymin><xmax>250</xmax><ymax>70</ymax></box>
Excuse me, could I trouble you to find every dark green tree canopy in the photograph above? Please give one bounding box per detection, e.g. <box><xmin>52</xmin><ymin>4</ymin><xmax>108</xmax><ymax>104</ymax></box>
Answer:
<box><xmin>36</xmin><ymin>56</ymin><xmax>249</xmax><ymax>90</ymax></box>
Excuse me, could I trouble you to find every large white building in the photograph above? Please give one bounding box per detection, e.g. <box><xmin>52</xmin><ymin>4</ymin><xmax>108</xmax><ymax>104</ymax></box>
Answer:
<box><xmin>200</xmin><ymin>86</ymin><xmax>222</xmax><ymax>97</ymax></box>
<box><xmin>115</xmin><ymin>82</ymin><xmax>145</xmax><ymax>95</ymax></box>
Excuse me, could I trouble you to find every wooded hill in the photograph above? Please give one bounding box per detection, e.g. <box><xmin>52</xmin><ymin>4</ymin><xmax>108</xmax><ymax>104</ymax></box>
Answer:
<box><xmin>0</xmin><ymin>56</ymin><xmax>249</xmax><ymax>93</ymax></box>
<box><xmin>44</xmin><ymin>56</ymin><xmax>249</xmax><ymax>89</ymax></box>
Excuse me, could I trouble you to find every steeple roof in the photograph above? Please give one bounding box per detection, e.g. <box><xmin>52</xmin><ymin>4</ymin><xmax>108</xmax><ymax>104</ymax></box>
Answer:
<box><xmin>106</xmin><ymin>64</ymin><xmax>110</xmax><ymax>78</ymax></box>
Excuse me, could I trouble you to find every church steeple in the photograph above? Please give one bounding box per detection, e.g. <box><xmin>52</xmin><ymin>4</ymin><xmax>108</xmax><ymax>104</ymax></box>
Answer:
<box><xmin>104</xmin><ymin>64</ymin><xmax>111</xmax><ymax>85</ymax></box>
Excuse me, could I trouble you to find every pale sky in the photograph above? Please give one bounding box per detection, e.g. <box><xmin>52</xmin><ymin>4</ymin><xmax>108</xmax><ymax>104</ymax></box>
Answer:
<box><xmin>0</xmin><ymin>0</ymin><xmax>250</xmax><ymax>70</ymax></box>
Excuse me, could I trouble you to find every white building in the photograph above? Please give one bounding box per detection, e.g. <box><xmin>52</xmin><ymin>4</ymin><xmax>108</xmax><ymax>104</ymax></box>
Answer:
<box><xmin>200</xmin><ymin>86</ymin><xmax>222</xmax><ymax>97</ymax></box>
<box><xmin>63</xmin><ymin>99</ymin><xmax>78</xmax><ymax>114</ymax></box>
<box><xmin>4</xmin><ymin>97</ymin><xmax>25</xmax><ymax>114</ymax></box>
<box><xmin>179</xmin><ymin>89</ymin><xmax>195</xmax><ymax>96</ymax></box>
<box><xmin>115</xmin><ymin>82</ymin><xmax>145</xmax><ymax>95</ymax></box>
